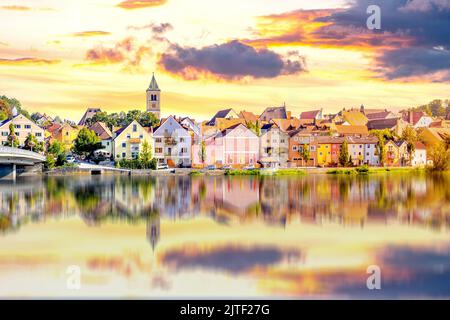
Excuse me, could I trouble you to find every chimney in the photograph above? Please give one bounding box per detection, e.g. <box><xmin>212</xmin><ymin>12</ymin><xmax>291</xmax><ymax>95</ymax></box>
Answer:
<box><xmin>409</xmin><ymin>111</ymin><xmax>413</xmax><ymax>124</ymax></box>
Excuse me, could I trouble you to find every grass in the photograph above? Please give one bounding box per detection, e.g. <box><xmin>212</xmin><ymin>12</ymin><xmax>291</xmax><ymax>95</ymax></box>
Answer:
<box><xmin>189</xmin><ymin>170</ymin><xmax>203</xmax><ymax>176</ymax></box>
<box><xmin>273</xmin><ymin>169</ymin><xmax>307</xmax><ymax>176</ymax></box>
<box><xmin>225</xmin><ymin>169</ymin><xmax>260</xmax><ymax>176</ymax></box>
<box><xmin>327</xmin><ymin>166</ymin><xmax>426</xmax><ymax>175</ymax></box>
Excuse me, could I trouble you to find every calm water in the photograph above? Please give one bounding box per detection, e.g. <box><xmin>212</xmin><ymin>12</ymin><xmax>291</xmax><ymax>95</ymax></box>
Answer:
<box><xmin>1</xmin><ymin>173</ymin><xmax>450</xmax><ymax>298</ymax></box>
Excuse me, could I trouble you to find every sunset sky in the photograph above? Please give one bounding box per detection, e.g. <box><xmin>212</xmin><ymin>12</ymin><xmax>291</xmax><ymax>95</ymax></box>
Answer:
<box><xmin>1</xmin><ymin>0</ymin><xmax>449</xmax><ymax>122</ymax></box>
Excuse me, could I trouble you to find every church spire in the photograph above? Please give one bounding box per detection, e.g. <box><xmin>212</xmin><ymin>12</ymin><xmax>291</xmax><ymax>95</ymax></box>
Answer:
<box><xmin>148</xmin><ymin>73</ymin><xmax>160</xmax><ymax>91</ymax></box>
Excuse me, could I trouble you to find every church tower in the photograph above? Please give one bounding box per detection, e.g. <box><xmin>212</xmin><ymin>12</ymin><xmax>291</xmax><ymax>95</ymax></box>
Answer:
<box><xmin>146</xmin><ymin>73</ymin><xmax>161</xmax><ymax>119</ymax></box>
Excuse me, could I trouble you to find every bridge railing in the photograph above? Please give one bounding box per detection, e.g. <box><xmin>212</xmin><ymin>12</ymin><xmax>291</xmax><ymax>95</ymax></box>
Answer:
<box><xmin>0</xmin><ymin>146</ymin><xmax>46</xmax><ymax>161</ymax></box>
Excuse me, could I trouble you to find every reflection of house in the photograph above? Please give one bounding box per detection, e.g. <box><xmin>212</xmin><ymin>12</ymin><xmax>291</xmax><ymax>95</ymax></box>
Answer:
<box><xmin>259</xmin><ymin>123</ymin><xmax>289</xmax><ymax>168</ymax></box>
<box><xmin>113</xmin><ymin>120</ymin><xmax>153</xmax><ymax>160</ymax></box>
<box><xmin>153</xmin><ymin>116</ymin><xmax>191</xmax><ymax>167</ymax></box>
<box><xmin>0</xmin><ymin>114</ymin><xmax>45</xmax><ymax>147</ymax></box>
<box><xmin>146</xmin><ymin>217</ymin><xmax>160</xmax><ymax>251</ymax></box>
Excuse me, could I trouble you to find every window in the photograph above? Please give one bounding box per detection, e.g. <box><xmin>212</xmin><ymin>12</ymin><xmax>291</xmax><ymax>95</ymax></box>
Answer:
<box><xmin>156</xmin><ymin>138</ymin><xmax>162</xmax><ymax>143</ymax></box>
<box><xmin>106</xmin><ymin>141</ymin><xmax>110</xmax><ymax>146</ymax></box>
<box><xmin>36</xmin><ymin>132</ymin><xmax>42</xmax><ymax>137</ymax></box>
<box><xmin>292</xmin><ymin>146</ymin><xmax>298</xmax><ymax>151</ymax></box>
<box><xmin>122</xmin><ymin>142</ymin><xmax>126</xmax><ymax>148</ymax></box>
<box><xmin>320</xmin><ymin>152</ymin><xmax>323</xmax><ymax>156</ymax></box>
<box><xmin>366</xmin><ymin>152</ymin><xmax>369</xmax><ymax>156</ymax></box>
<box><xmin>25</xmin><ymin>124</ymin><xmax>31</xmax><ymax>129</ymax></box>
<box><xmin>126</xmin><ymin>134</ymin><xmax>131</xmax><ymax>139</ymax></box>
<box><xmin>281</xmin><ymin>139</ymin><xmax>285</xmax><ymax>143</ymax></box>
<box><xmin>1</xmin><ymin>131</ymin><xmax>7</xmax><ymax>136</ymax></box>
<box><xmin>181</xmin><ymin>147</ymin><xmax>188</xmax><ymax>154</ymax></box>
<box><xmin>325</xmin><ymin>145</ymin><xmax>329</xmax><ymax>148</ymax></box>
<box><xmin>122</xmin><ymin>152</ymin><xmax>126</xmax><ymax>158</ymax></box>
<box><xmin>180</xmin><ymin>138</ymin><xmax>185</xmax><ymax>143</ymax></box>
<box><xmin>139</xmin><ymin>134</ymin><xmax>143</xmax><ymax>139</ymax></box>
<box><xmin>133</xmin><ymin>124</ymin><xmax>137</xmax><ymax>132</ymax></box>
<box><xmin>310</xmin><ymin>146</ymin><xmax>316</xmax><ymax>151</ymax></box>
<box><xmin>14</xmin><ymin>124</ymin><xmax>21</xmax><ymax>129</ymax></box>
<box><xmin>359</xmin><ymin>145</ymin><xmax>362</xmax><ymax>148</ymax></box>
<box><xmin>155</xmin><ymin>148</ymin><xmax>163</xmax><ymax>153</ymax></box>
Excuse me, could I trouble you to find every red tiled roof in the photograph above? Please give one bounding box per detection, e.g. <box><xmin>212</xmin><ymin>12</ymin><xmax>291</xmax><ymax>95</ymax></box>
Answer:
<box><xmin>300</xmin><ymin>110</ymin><xmax>321</xmax><ymax>120</ymax></box>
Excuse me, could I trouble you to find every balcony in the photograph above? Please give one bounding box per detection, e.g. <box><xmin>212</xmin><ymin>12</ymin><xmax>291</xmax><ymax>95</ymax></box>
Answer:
<box><xmin>164</xmin><ymin>137</ymin><xmax>177</xmax><ymax>146</ymax></box>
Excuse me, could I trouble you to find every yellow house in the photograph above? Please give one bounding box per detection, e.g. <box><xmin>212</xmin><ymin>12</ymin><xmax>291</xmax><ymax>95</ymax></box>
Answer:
<box><xmin>113</xmin><ymin>120</ymin><xmax>153</xmax><ymax>160</ymax></box>
<box><xmin>51</xmin><ymin>122</ymin><xmax>80</xmax><ymax>151</ymax></box>
<box><xmin>316</xmin><ymin>142</ymin><xmax>332</xmax><ymax>166</ymax></box>
<box><xmin>385</xmin><ymin>140</ymin><xmax>408</xmax><ymax>167</ymax></box>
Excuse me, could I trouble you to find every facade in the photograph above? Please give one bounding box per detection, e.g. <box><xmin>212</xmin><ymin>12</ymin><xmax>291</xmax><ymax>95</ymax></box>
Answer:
<box><xmin>153</xmin><ymin>116</ymin><xmax>191</xmax><ymax>167</ymax></box>
<box><xmin>259</xmin><ymin>123</ymin><xmax>289</xmax><ymax>168</ymax></box>
<box><xmin>192</xmin><ymin>123</ymin><xmax>259</xmax><ymax>167</ymax></box>
<box><xmin>288</xmin><ymin>130</ymin><xmax>314</xmax><ymax>167</ymax></box>
<box><xmin>0</xmin><ymin>114</ymin><xmax>44</xmax><ymax>147</ymax></box>
<box><xmin>402</xmin><ymin>111</ymin><xmax>433</xmax><ymax>128</ymax></box>
<box><xmin>89</xmin><ymin>122</ymin><xmax>113</xmax><ymax>157</ymax></box>
<box><xmin>113</xmin><ymin>120</ymin><xmax>153</xmax><ymax>160</ymax></box>
<box><xmin>385</xmin><ymin>140</ymin><xmax>408</xmax><ymax>167</ymax></box>
<box><xmin>146</xmin><ymin>74</ymin><xmax>161</xmax><ymax>119</ymax></box>
<box><xmin>51</xmin><ymin>122</ymin><xmax>80</xmax><ymax>152</ymax></box>
<box><xmin>411</xmin><ymin>142</ymin><xmax>427</xmax><ymax>167</ymax></box>
<box><xmin>311</xmin><ymin>136</ymin><xmax>345</xmax><ymax>166</ymax></box>
<box><xmin>346</xmin><ymin>136</ymin><xmax>379</xmax><ymax>166</ymax></box>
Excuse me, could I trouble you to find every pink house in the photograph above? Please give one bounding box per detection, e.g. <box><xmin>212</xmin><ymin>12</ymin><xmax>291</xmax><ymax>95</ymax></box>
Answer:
<box><xmin>193</xmin><ymin>123</ymin><xmax>259</xmax><ymax>167</ymax></box>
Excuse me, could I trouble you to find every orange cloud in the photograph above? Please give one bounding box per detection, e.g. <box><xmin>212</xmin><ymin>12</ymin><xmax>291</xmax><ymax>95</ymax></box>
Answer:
<box><xmin>246</xmin><ymin>9</ymin><xmax>412</xmax><ymax>52</ymax></box>
<box><xmin>1</xmin><ymin>5</ymin><xmax>31</xmax><ymax>11</ymax></box>
<box><xmin>0</xmin><ymin>57</ymin><xmax>60</xmax><ymax>66</ymax></box>
<box><xmin>116</xmin><ymin>0</ymin><xmax>167</xmax><ymax>10</ymax></box>
<box><xmin>71</xmin><ymin>31</ymin><xmax>111</xmax><ymax>37</ymax></box>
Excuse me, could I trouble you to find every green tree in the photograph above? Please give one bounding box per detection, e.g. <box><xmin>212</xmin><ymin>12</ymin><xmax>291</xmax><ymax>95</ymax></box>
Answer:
<box><xmin>24</xmin><ymin>133</ymin><xmax>38</xmax><ymax>151</ymax></box>
<box><xmin>429</xmin><ymin>142</ymin><xmax>450</xmax><ymax>171</ymax></box>
<box><xmin>301</xmin><ymin>144</ymin><xmax>310</xmax><ymax>167</ymax></box>
<box><xmin>339</xmin><ymin>140</ymin><xmax>351</xmax><ymax>167</ymax></box>
<box><xmin>140</xmin><ymin>112</ymin><xmax>160</xmax><ymax>127</ymax></box>
<box><xmin>139</xmin><ymin>140</ymin><xmax>153</xmax><ymax>168</ymax></box>
<box><xmin>48</xmin><ymin>140</ymin><xmax>65</xmax><ymax>156</ymax></box>
<box><xmin>44</xmin><ymin>154</ymin><xmax>56</xmax><ymax>169</ymax></box>
<box><xmin>370</xmin><ymin>129</ymin><xmax>392</xmax><ymax>167</ymax></box>
<box><xmin>401</xmin><ymin>126</ymin><xmax>417</xmax><ymax>166</ymax></box>
<box><xmin>198</xmin><ymin>141</ymin><xmax>207</xmax><ymax>165</ymax></box>
<box><xmin>73</xmin><ymin>127</ymin><xmax>101</xmax><ymax>158</ymax></box>
<box><xmin>6</xmin><ymin>123</ymin><xmax>19</xmax><ymax>147</ymax></box>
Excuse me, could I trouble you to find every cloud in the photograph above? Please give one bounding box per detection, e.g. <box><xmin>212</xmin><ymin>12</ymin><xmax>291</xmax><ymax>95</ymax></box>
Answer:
<box><xmin>71</xmin><ymin>31</ymin><xmax>111</xmax><ymax>37</ymax></box>
<box><xmin>0</xmin><ymin>57</ymin><xmax>60</xmax><ymax>66</ymax></box>
<box><xmin>1</xmin><ymin>5</ymin><xmax>31</xmax><ymax>11</ymax></box>
<box><xmin>128</xmin><ymin>22</ymin><xmax>173</xmax><ymax>34</ymax></box>
<box><xmin>84</xmin><ymin>37</ymin><xmax>151</xmax><ymax>67</ymax></box>
<box><xmin>116</xmin><ymin>0</ymin><xmax>167</xmax><ymax>10</ymax></box>
<box><xmin>158</xmin><ymin>40</ymin><xmax>307</xmax><ymax>81</ymax></box>
<box><xmin>161</xmin><ymin>245</ymin><xmax>301</xmax><ymax>274</ymax></box>
<box><xmin>248</xmin><ymin>1</ymin><xmax>450</xmax><ymax>81</ymax></box>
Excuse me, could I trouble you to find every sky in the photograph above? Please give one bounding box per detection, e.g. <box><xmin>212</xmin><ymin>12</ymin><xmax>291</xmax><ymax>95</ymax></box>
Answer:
<box><xmin>0</xmin><ymin>0</ymin><xmax>449</xmax><ymax>122</ymax></box>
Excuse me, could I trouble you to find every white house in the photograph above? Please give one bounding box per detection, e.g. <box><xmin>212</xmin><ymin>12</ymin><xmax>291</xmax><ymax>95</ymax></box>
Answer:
<box><xmin>411</xmin><ymin>142</ymin><xmax>427</xmax><ymax>167</ymax></box>
<box><xmin>259</xmin><ymin>123</ymin><xmax>289</xmax><ymax>168</ymax></box>
<box><xmin>153</xmin><ymin>115</ymin><xmax>191</xmax><ymax>167</ymax></box>
<box><xmin>347</xmin><ymin>136</ymin><xmax>379</xmax><ymax>166</ymax></box>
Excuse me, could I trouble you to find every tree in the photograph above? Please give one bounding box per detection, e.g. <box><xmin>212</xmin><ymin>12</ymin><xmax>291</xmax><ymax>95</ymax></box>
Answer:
<box><xmin>401</xmin><ymin>126</ymin><xmax>417</xmax><ymax>166</ymax></box>
<box><xmin>140</xmin><ymin>112</ymin><xmax>160</xmax><ymax>127</ymax></box>
<box><xmin>6</xmin><ymin>123</ymin><xmax>19</xmax><ymax>147</ymax></box>
<box><xmin>139</xmin><ymin>140</ymin><xmax>153</xmax><ymax>168</ymax></box>
<box><xmin>48</xmin><ymin>140</ymin><xmax>65</xmax><ymax>156</ymax></box>
<box><xmin>72</xmin><ymin>128</ymin><xmax>101</xmax><ymax>158</ymax></box>
<box><xmin>370</xmin><ymin>129</ymin><xmax>392</xmax><ymax>167</ymax></box>
<box><xmin>429</xmin><ymin>142</ymin><xmax>450</xmax><ymax>171</ymax></box>
<box><xmin>247</xmin><ymin>120</ymin><xmax>261</xmax><ymax>136</ymax></box>
<box><xmin>0</xmin><ymin>99</ymin><xmax>11</xmax><ymax>119</ymax></box>
<box><xmin>44</xmin><ymin>154</ymin><xmax>56</xmax><ymax>169</ymax></box>
<box><xmin>198</xmin><ymin>141</ymin><xmax>207</xmax><ymax>165</ymax></box>
<box><xmin>339</xmin><ymin>140</ymin><xmax>351</xmax><ymax>167</ymax></box>
<box><xmin>301</xmin><ymin>144</ymin><xmax>310</xmax><ymax>167</ymax></box>
<box><xmin>24</xmin><ymin>133</ymin><xmax>38</xmax><ymax>151</ymax></box>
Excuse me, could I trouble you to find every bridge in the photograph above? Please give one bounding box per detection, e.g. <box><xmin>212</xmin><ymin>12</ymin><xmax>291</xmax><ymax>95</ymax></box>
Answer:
<box><xmin>0</xmin><ymin>146</ymin><xmax>46</xmax><ymax>180</ymax></box>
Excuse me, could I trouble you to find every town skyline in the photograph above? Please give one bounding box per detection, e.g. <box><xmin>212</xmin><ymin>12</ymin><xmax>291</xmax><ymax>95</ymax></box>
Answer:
<box><xmin>1</xmin><ymin>0</ymin><xmax>450</xmax><ymax>121</ymax></box>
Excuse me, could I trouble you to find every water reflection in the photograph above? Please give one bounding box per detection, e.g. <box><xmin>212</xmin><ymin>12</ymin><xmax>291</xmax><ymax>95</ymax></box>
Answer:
<box><xmin>1</xmin><ymin>173</ymin><xmax>450</xmax><ymax>298</ymax></box>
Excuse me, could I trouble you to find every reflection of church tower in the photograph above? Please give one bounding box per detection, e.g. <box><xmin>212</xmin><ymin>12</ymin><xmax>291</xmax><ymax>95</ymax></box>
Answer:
<box><xmin>146</xmin><ymin>73</ymin><xmax>161</xmax><ymax>119</ymax></box>
<box><xmin>146</xmin><ymin>216</ymin><xmax>160</xmax><ymax>251</ymax></box>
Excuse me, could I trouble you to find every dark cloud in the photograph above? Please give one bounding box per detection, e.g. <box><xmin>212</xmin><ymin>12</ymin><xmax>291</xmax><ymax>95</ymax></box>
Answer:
<box><xmin>158</xmin><ymin>40</ymin><xmax>307</xmax><ymax>81</ymax></box>
<box><xmin>315</xmin><ymin>0</ymin><xmax>450</xmax><ymax>80</ymax></box>
<box><xmin>161</xmin><ymin>245</ymin><xmax>301</xmax><ymax>274</ymax></box>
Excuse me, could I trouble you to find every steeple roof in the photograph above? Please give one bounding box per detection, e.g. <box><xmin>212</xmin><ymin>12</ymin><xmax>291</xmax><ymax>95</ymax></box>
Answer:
<box><xmin>147</xmin><ymin>73</ymin><xmax>160</xmax><ymax>91</ymax></box>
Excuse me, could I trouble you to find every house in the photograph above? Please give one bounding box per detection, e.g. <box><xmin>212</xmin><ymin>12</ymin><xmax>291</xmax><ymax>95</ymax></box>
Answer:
<box><xmin>259</xmin><ymin>106</ymin><xmax>288</xmax><ymax>122</ymax></box>
<box><xmin>401</xmin><ymin>111</ymin><xmax>433</xmax><ymax>128</ymax></box>
<box><xmin>78</xmin><ymin>107</ymin><xmax>102</xmax><ymax>126</ymax></box>
<box><xmin>419</xmin><ymin>127</ymin><xmax>450</xmax><ymax>147</ymax></box>
<box><xmin>300</xmin><ymin>109</ymin><xmax>323</xmax><ymax>122</ymax></box>
<box><xmin>311</xmin><ymin>136</ymin><xmax>345</xmax><ymax>166</ymax></box>
<box><xmin>0</xmin><ymin>114</ymin><xmax>45</xmax><ymax>147</ymax></box>
<box><xmin>367</xmin><ymin>118</ymin><xmax>408</xmax><ymax>137</ymax></box>
<box><xmin>333</xmin><ymin>125</ymin><xmax>369</xmax><ymax>137</ymax></box>
<box><xmin>346</xmin><ymin>136</ymin><xmax>379</xmax><ymax>166</ymax></box>
<box><xmin>288</xmin><ymin>129</ymin><xmax>314</xmax><ymax>167</ymax></box>
<box><xmin>51</xmin><ymin>122</ymin><xmax>80</xmax><ymax>151</ymax></box>
<box><xmin>113</xmin><ymin>120</ymin><xmax>153</xmax><ymax>160</ymax></box>
<box><xmin>180</xmin><ymin>117</ymin><xmax>201</xmax><ymax>143</ymax></box>
<box><xmin>33</xmin><ymin>113</ymin><xmax>53</xmax><ymax>127</ymax></box>
<box><xmin>45</xmin><ymin>122</ymin><xmax>62</xmax><ymax>141</ymax></box>
<box><xmin>270</xmin><ymin>118</ymin><xmax>302</xmax><ymax>132</ymax></box>
<box><xmin>239</xmin><ymin>111</ymin><xmax>259</xmax><ymax>123</ymax></box>
<box><xmin>411</xmin><ymin>142</ymin><xmax>427</xmax><ymax>167</ymax></box>
<box><xmin>192</xmin><ymin>123</ymin><xmax>259</xmax><ymax>167</ymax></box>
<box><xmin>341</xmin><ymin>110</ymin><xmax>368</xmax><ymax>126</ymax></box>
<box><xmin>153</xmin><ymin>115</ymin><xmax>191</xmax><ymax>167</ymax></box>
<box><xmin>385</xmin><ymin>140</ymin><xmax>408</xmax><ymax>167</ymax></box>
<box><xmin>365</xmin><ymin>110</ymin><xmax>397</xmax><ymax>121</ymax></box>
<box><xmin>259</xmin><ymin>123</ymin><xmax>289</xmax><ymax>168</ymax></box>
<box><xmin>89</xmin><ymin>122</ymin><xmax>113</xmax><ymax>157</ymax></box>
<box><xmin>205</xmin><ymin>108</ymin><xmax>239</xmax><ymax>126</ymax></box>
